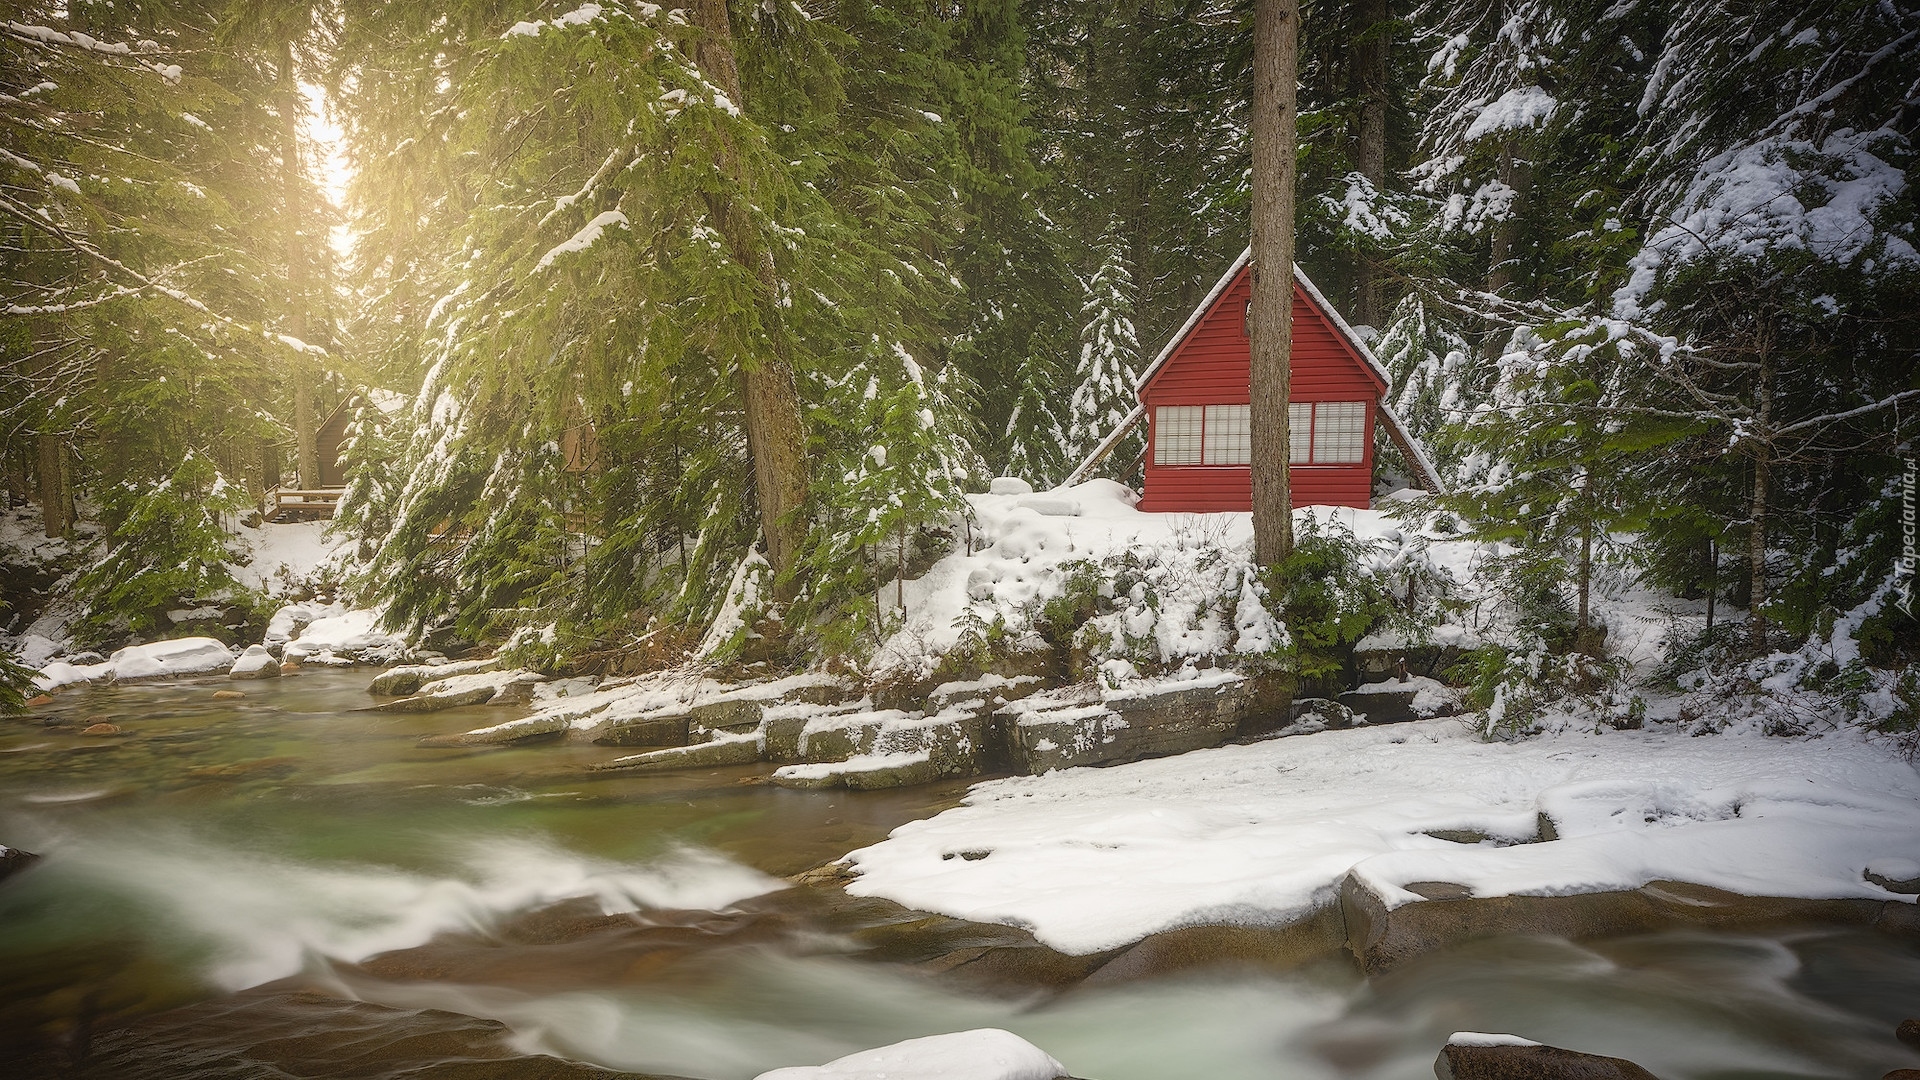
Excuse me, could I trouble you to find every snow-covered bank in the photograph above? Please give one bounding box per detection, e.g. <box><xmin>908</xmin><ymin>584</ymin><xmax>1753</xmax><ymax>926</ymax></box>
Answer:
<box><xmin>866</xmin><ymin>479</ymin><xmax>1423</xmax><ymax>682</ymax></box>
<box><xmin>841</xmin><ymin>718</ymin><xmax>1920</xmax><ymax>955</ymax></box>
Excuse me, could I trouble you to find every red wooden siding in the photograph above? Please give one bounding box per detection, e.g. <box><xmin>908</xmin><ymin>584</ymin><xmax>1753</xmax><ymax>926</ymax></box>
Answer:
<box><xmin>1139</xmin><ymin>265</ymin><xmax>1385</xmax><ymax>512</ymax></box>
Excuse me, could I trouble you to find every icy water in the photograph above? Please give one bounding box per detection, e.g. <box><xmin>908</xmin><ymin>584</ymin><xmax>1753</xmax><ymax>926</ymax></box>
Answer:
<box><xmin>3</xmin><ymin>671</ymin><xmax>1918</xmax><ymax>1080</ymax></box>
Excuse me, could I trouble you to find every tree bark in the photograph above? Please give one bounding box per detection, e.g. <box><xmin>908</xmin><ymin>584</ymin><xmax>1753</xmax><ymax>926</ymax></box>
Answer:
<box><xmin>1575</xmin><ymin>468</ymin><xmax>1595</xmax><ymax>653</ymax></box>
<box><xmin>1250</xmin><ymin>0</ymin><xmax>1299</xmax><ymax>570</ymax></box>
<box><xmin>688</xmin><ymin>0</ymin><xmax>811</xmax><ymax>596</ymax></box>
<box><xmin>37</xmin><ymin>434</ymin><xmax>67</xmax><ymax>539</ymax></box>
<box><xmin>1747</xmin><ymin>343</ymin><xmax>1774</xmax><ymax>652</ymax></box>
<box><xmin>281</xmin><ymin>40</ymin><xmax>319</xmax><ymax>490</ymax></box>
<box><xmin>1351</xmin><ymin>0</ymin><xmax>1389</xmax><ymax>328</ymax></box>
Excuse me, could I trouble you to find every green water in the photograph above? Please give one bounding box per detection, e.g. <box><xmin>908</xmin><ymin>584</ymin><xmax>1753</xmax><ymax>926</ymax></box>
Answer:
<box><xmin>4</xmin><ymin>671</ymin><xmax>1919</xmax><ymax>1079</ymax></box>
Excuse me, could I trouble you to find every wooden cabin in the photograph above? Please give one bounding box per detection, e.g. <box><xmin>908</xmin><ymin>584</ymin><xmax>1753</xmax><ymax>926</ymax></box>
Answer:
<box><xmin>1116</xmin><ymin>248</ymin><xmax>1438</xmax><ymax>511</ymax></box>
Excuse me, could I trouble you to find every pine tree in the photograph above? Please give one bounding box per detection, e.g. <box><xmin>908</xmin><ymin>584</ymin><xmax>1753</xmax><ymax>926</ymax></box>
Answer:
<box><xmin>1063</xmin><ymin>226</ymin><xmax>1143</xmax><ymax>475</ymax></box>
<box><xmin>334</xmin><ymin>1</ymin><xmax>984</xmax><ymax>659</ymax></box>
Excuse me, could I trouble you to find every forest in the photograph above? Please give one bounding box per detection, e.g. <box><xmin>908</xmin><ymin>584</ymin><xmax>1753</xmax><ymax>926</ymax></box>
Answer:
<box><xmin>2</xmin><ymin>0</ymin><xmax>1916</xmax><ymax>718</ymax></box>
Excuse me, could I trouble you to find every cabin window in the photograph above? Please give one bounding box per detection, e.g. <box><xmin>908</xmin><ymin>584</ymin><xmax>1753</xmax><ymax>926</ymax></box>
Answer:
<box><xmin>1310</xmin><ymin>401</ymin><xmax>1367</xmax><ymax>463</ymax></box>
<box><xmin>1153</xmin><ymin>406</ymin><xmax>1205</xmax><ymax>464</ymax></box>
<box><xmin>1155</xmin><ymin>401</ymin><xmax>1368</xmax><ymax>465</ymax></box>
<box><xmin>1202</xmin><ymin>405</ymin><xmax>1251</xmax><ymax>465</ymax></box>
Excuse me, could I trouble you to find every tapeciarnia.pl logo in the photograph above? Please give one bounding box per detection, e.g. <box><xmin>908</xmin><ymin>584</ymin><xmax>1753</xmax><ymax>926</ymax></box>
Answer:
<box><xmin>1900</xmin><ymin>457</ymin><xmax>1916</xmax><ymax>618</ymax></box>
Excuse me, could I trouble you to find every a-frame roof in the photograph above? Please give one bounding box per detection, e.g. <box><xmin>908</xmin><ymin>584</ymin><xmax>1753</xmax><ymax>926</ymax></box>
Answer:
<box><xmin>1063</xmin><ymin>248</ymin><xmax>1444</xmax><ymax>492</ymax></box>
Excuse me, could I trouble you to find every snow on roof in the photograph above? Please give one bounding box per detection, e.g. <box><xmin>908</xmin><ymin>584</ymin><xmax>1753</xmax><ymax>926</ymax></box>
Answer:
<box><xmin>1069</xmin><ymin>248</ymin><xmax>1443</xmax><ymax>491</ymax></box>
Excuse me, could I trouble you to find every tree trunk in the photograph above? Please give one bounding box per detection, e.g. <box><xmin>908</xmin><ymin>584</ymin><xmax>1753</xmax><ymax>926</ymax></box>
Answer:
<box><xmin>1575</xmin><ymin>470</ymin><xmax>1595</xmax><ymax>653</ymax></box>
<box><xmin>1250</xmin><ymin>0</ymin><xmax>1300</xmax><ymax>570</ymax></box>
<box><xmin>37</xmin><ymin>434</ymin><xmax>67</xmax><ymax>539</ymax></box>
<box><xmin>1704</xmin><ymin>536</ymin><xmax>1716</xmax><ymax>633</ymax></box>
<box><xmin>5</xmin><ymin>442</ymin><xmax>26</xmax><ymax>509</ymax></box>
<box><xmin>1747</xmin><ymin>347</ymin><xmax>1774</xmax><ymax>652</ymax></box>
<box><xmin>1747</xmin><ymin>454</ymin><xmax>1771</xmax><ymax>651</ymax></box>
<box><xmin>281</xmin><ymin>40</ymin><xmax>319</xmax><ymax>490</ymax></box>
<box><xmin>687</xmin><ymin>0</ymin><xmax>811</xmax><ymax>596</ymax></box>
<box><xmin>1351</xmin><ymin>0</ymin><xmax>1389</xmax><ymax>328</ymax></box>
<box><xmin>1487</xmin><ymin>139</ymin><xmax>1524</xmax><ymax>296</ymax></box>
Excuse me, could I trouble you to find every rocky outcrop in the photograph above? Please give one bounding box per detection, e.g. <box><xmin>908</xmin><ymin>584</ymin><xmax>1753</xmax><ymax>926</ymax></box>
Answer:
<box><xmin>999</xmin><ymin>671</ymin><xmax>1277</xmax><ymax>774</ymax></box>
<box><xmin>1339</xmin><ymin>872</ymin><xmax>1904</xmax><ymax>974</ymax></box>
<box><xmin>369</xmin><ymin>656</ymin><xmax>501</xmax><ymax>696</ymax></box>
<box><xmin>1338</xmin><ymin>675</ymin><xmax>1458</xmax><ymax>725</ymax></box>
<box><xmin>0</xmin><ymin>845</ymin><xmax>40</xmax><ymax>884</ymax></box>
<box><xmin>417</xmin><ymin>712</ymin><xmax>571</xmax><ymax>747</ymax></box>
<box><xmin>372</xmin><ymin>670</ymin><xmax>543</xmax><ymax>713</ymax></box>
<box><xmin>1436</xmin><ymin>1036</ymin><xmax>1661</xmax><ymax>1080</ymax></box>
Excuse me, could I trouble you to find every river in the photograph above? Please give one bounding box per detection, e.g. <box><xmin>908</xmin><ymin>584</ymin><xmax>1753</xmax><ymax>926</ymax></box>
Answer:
<box><xmin>2</xmin><ymin>670</ymin><xmax>1916</xmax><ymax>1079</ymax></box>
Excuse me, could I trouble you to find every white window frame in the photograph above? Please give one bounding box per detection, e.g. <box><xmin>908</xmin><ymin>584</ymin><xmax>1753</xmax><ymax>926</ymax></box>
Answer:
<box><xmin>1154</xmin><ymin>400</ymin><xmax>1369</xmax><ymax>466</ymax></box>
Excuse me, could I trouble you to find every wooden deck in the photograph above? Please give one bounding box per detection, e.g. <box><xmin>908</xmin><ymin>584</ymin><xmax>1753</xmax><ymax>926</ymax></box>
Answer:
<box><xmin>267</xmin><ymin>487</ymin><xmax>346</xmax><ymax>521</ymax></box>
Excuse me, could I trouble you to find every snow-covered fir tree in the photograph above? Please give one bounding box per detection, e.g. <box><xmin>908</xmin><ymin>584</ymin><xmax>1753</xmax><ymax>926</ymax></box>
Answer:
<box><xmin>1063</xmin><ymin>227</ymin><xmax>1143</xmax><ymax>476</ymax></box>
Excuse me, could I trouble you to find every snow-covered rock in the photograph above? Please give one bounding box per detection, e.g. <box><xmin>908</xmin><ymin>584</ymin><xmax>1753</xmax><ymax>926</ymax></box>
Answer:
<box><xmin>283</xmin><ymin>608</ymin><xmax>408</xmax><ymax>665</ymax></box>
<box><xmin>753</xmin><ymin>1029</ymin><xmax>1068</xmax><ymax>1080</ymax></box>
<box><xmin>372</xmin><ymin>669</ymin><xmax>543</xmax><ymax>713</ymax></box>
<box><xmin>37</xmin><ymin>636</ymin><xmax>237</xmax><ymax>690</ymax></box>
<box><xmin>369</xmin><ymin>656</ymin><xmax>500</xmax><ymax>696</ymax></box>
<box><xmin>228</xmin><ymin>645</ymin><xmax>281</xmax><ymax>680</ymax></box>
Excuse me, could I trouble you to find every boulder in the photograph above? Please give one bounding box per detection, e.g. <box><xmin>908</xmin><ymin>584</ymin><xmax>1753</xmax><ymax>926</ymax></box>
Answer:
<box><xmin>0</xmin><ymin>846</ymin><xmax>40</xmax><ymax>884</ymax></box>
<box><xmin>1897</xmin><ymin>1018</ymin><xmax>1920</xmax><ymax>1050</ymax></box>
<box><xmin>1282</xmin><ymin>697</ymin><xmax>1360</xmax><ymax>734</ymax></box>
<box><xmin>1866</xmin><ymin>859</ymin><xmax>1920</xmax><ymax>895</ymax></box>
<box><xmin>369</xmin><ymin>656</ymin><xmax>500</xmax><ymax>696</ymax></box>
<box><xmin>689</xmin><ymin>697</ymin><xmax>764</xmax><ymax>734</ymax></box>
<box><xmin>1340</xmin><ymin>675</ymin><xmax>1458</xmax><ymax>725</ymax></box>
<box><xmin>1340</xmin><ymin>873</ymin><xmax>1894</xmax><ymax>974</ymax></box>
<box><xmin>418</xmin><ymin>712</ymin><xmax>571</xmax><ymax>747</ymax></box>
<box><xmin>372</xmin><ymin>670</ymin><xmax>543</xmax><ymax>713</ymax></box>
<box><xmin>590</xmin><ymin>712</ymin><xmax>692</xmax><ymax>748</ymax></box>
<box><xmin>372</xmin><ymin>684</ymin><xmax>497</xmax><ymax>713</ymax></box>
<box><xmin>771</xmin><ymin>751</ymin><xmax>946</xmax><ymax>791</ymax></box>
<box><xmin>1002</xmin><ymin>674</ymin><xmax>1250</xmax><ymax>773</ymax></box>
<box><xmin>1435</xmin><ymin>1036</ymin><xmax>1660</xmax><ymax>1080</ymax></box>
<box><xmin>228</xmin><ymin>645</ymin><xmax>281</xmax><ymax>680</ymax></box>
<box><xmin>81</xmin><ymin>722</ymin><xmax>121</xmax><ymax>736</ymax></box>
<box><xmin>593</xmin><ymin>732</ymin><xmax>763</xmax><ymax>772</ymax></box>
<box><xmin>212</xmin><ymin>689</ymin><xmax>246</xmax><ymax>701</ymax></box>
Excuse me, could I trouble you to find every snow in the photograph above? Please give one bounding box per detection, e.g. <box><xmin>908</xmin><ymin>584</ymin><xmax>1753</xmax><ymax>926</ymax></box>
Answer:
<box><xmin>753</xmin><ymin>1029</ymin><xmax>1067</xmax><ymax>1080</ymax></box>
<box><xmin>35</xmin><ymin>636</ymin><xmax>235</xmax><ymax>691</ymax></box>
<box><xmin>1346</xmin><ymin>675</ymin><xmax>1459</xmax><ymax>717</ymax></box>
<box><xmin>283</xmin><ymin>608</ymin><xmax>408</xmax><ymax>665</ymax></box>
<box><xmin>869</xmin><ymin>480</ymin><xmax>1403</xmax><ymax>682</ymax></box>
<box><xmin>1616</xmin><ymin>129</ymin><xmax>1918</xmax><ymax>320</ymax></box>
<box><xmin>535</xmin><ymin>209</ymin><xmax>627</xmax><ymax>272</ymax></box>
<box><xmin>1448</xmin><ymin>1032</ymin><xmax>1542</xmax><ymax>1048</ymax></box>
<box><xmin>230</xmin><ymin>520</ymin><xmax>348</xmax><ymax>595</ymax></box>
<box><xmin>503</xmin><ymin>2</ymin><xmax>606</xmax><ymax>38</ymax></box>
<box><xmin>773</xmin><ymin>750</ymin><xmax>931</xmax><ymax>782</ymax></box>
<box><xmin>1462</xmin><ymin>85</ymin><xmax>1557</xmax><ymax>141</ymax></box>
<box><xmin>841</xmin><ymin>719</ymin><xmax>1920</xmax><ymax>955</ymax></box>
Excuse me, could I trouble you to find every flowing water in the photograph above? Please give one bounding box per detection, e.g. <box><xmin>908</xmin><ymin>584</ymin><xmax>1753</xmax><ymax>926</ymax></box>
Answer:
<box><xmin>3</xmin><ymin>671</ymin><xmax>1917</xmax><ymax>1079</ymax></box>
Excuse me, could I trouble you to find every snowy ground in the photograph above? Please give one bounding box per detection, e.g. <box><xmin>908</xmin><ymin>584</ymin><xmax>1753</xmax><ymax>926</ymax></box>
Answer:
<box><xmin>842</xmin><ymin>717</ymin><xmax>1920</xmax><ymax>955</ymax></box>
<box><xmin>867</xmin><ymin>479</ymin><xmax>1422</xmax><ymax>682</ymax></box>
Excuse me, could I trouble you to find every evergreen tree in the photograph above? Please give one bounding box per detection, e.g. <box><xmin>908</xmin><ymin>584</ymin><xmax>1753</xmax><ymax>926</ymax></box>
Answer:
<box><xmin>1063</xmin><ymin>226</ymin><xmax>1143</xmax><ymax>474</ymax></box>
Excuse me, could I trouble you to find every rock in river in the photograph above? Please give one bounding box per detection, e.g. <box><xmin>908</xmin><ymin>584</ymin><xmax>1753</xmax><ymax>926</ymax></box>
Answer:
<box><xmin>1436</xmin><ymin>1033</ymin><xmax>1660</xmax><ymax>1080</ymax></box>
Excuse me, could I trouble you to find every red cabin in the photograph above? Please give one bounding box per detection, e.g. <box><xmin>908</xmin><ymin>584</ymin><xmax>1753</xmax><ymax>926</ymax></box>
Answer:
<box><xmin>1125</xmin><ymin>249</ymin><xmax>1435</xmax><ymax>511</ymax></box>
